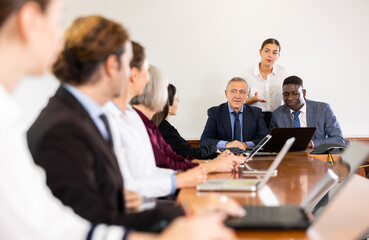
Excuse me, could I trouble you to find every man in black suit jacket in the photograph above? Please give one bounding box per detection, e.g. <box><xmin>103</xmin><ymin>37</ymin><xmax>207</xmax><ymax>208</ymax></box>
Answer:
<box><xmin>27</xmin><ymin>16</ymin><xmax>183</xmax><ymax>232</ymax></box>
<box><xmin>200</xmin><ymin>77</ymin><xmax>268</xmax><ymax>150</ymax></box>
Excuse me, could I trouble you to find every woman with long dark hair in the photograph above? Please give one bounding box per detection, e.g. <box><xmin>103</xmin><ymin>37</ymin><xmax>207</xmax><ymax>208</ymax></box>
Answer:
<box><xmin>153</xmin><ymin>84</ymin><xmax>217</xmax><ymax>159</ymax></box>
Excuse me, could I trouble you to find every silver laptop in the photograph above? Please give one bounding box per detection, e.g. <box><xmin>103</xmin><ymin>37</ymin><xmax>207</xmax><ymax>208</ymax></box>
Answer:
<box><xmin>244</xmin><ymin>134</ymin><xmax>272</xmax><ymax>160</ymax></box>
<box><xmin>241</xmin><ymin>134</ymin><xmax>275</xmax><ymax>175</ymax></box>
<box><xmin>196</xmin><ymin>138</ymin><xmax>295</xmax><ymax>192</ymax></box>
<box><xmin>226</xmin><ymin>134</ymin><xmax>275</xmax><ymax>157</ymax></box>
<box><xmin>225</xmin><ymin>141</ymin><xmax>369</xmax><ymax>229</ymax></box>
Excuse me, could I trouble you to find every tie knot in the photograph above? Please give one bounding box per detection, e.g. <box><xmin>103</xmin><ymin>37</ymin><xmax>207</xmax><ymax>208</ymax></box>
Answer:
<box><xmin>232</xmin><ymin>111</ymin><xmax>240</xmax><ymax>117</ymax></box>
<box><xmin>292</xmin><ymin>111</ymin><xmax>301</xmax><ymax>117</ymax></box>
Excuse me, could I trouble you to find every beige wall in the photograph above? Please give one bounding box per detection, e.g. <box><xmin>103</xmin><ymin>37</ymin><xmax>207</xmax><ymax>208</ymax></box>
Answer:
<box><xmin>14</xmin><ymin>0</ymin><xmax>369</xmax><ymax>138</ymax></box>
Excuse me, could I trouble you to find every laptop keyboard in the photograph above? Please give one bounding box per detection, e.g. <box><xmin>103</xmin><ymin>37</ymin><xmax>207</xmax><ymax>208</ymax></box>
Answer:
<box><xmin>225</xmin><ymin>205</ymin><xmax>310</xmax><ymax>229</ymax></box>
<box><xmin>244</xmin><ymin>206</ymin><xmax>285</xmax><ymax>222</ymax></box>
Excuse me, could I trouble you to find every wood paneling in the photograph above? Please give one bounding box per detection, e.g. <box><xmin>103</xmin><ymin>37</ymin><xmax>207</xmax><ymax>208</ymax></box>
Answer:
<box><xmin>187</xmin><ymin>138</ymin><xmax>369</xmax><ymax>148</ymax></box>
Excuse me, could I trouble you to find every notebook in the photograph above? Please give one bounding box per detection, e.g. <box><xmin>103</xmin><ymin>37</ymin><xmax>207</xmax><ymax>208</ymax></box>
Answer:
<box><xmin>196</xmin><ymin>138</ymin><xmax>295</xmax><ymax>191</ymax></box>
<box><xmin>261</xmin><ymin>127</ymin><xmax>316</xmax><ymax>152</ymax></box>
<box><xmin>225</xmin><ymin>141</ymin><xmax>369</xmax><ymax>230</ymax></box>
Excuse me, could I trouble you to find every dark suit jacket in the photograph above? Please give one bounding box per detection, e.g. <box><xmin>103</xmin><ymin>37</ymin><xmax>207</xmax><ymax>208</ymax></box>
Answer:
<box><xmin>270</xmin><ymin>99</ymin><xmax>345</xmax><ymax>147</ymax></box>
<box><xmin>27</xmin><ymin>86</ymin><xmax>183</xmax><ymax>232</ymax></box>
<box><xmin>200</xmin><ymin>103</ymin><xmax>269</xmax><ymax>147</ymax></box>
<box><xmin>159</xmin><ymin>119</ymin><xmax>217</xmax><ymax>159</ymax></box>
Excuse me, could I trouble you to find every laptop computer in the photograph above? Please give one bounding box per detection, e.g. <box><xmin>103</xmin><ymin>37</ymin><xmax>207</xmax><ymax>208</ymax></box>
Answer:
<box><xmin>261</xmin><ymin>127</ymin><xmax>316</xmax><ymax>152</ymax></box>
<box><xmin>244</xmin><ymin>134</ymin><xmax>272</xmax><ymax>159</ymax></box>
<box><xmin>226</xmin><ymin>134</ymin><xmax>277</xmax><ymax>157</ymax></box>
<box><xmin>241</xmin><ymin>134</ymin><xmax>279</xmax><ymax>175</ymax></box>
<box><xmin>225</xmin><ymin>141</ymin><xmax>369</xmax><ymax>230</ymax></box>
<box><xmin>196</xmin><ymin>137</ymin><xmax>295</xmax><ymax>192</ymax></box>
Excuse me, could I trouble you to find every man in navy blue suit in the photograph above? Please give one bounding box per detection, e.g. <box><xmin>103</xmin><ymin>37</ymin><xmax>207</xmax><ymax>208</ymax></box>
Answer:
<box><xmin>270</xmin><ymin>75</ymin><xmax>345</xmax><ymax>148</ymax></box>
<box><xmin>200</xmin><ymin>77</ymin><xmax>269</xmax><ymax>150</ymax></box>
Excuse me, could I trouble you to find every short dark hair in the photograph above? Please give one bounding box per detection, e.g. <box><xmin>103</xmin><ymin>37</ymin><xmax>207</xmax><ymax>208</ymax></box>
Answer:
<box><xmin>52</xmin><ymin>15</ymin><xmax>130</xmax><ymax>85</ymax></box>
<box><xmin>130</xmin><ymin>41</ymin><xmax>146</xmax><ymax>70</ymax></box>
<box><xmin>283</xmin><ymin>76</ymin><xmax>303</xmax><ymax>87</ymax></box>
<box><xmin>261</xmin><ymin>38</ymin><xmax>281</xmax><ymax>52</ymax></box>
<box><xmin>0</xmin><ymin>0</ymin><xmax>50</xmax><ymax>28</ymax></box>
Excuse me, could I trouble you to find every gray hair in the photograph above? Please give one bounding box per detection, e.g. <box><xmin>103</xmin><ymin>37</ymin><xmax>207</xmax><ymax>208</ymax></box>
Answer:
<box><xmin>130</xmin><ymin>65</ymin><xmax>168</xmax><ymax>111</ymax></box>
<box><xmin>226</xmin><ymin>77</ymin><xmax>249</xmax><ymax>92</ymax></box>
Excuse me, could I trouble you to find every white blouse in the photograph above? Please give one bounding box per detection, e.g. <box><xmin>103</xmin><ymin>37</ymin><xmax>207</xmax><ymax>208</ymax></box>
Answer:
<box><xmin>245</xmin><ymin>64</ymin><xmax>288</xmax><ymax>112</ymax></box>
<box><xmin>104</xmin><ymin>101</ymin><xmax>175</xmax><ymax>198</ymax></box>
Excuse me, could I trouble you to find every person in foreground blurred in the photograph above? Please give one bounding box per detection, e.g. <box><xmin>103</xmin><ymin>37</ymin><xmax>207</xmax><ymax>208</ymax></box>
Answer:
<box><xmin>27</xmin><ymin>15</ymin><xmax>193</xmax><ymax>232</ymax></box>
<box><xmin>104</xmin><ymin>42</ymin><xmax>207</xmax><ymax>198</ymax></box>
<box><xmin>153</xmin><ymin>84</ymin><xmax>217</xmax><ymax>159</ymax></box>
<box><xmin>0</xmin><ymin>0</ymin><xmax>238</xmax><ymax>239</ymax></box>
<box><xmin>131</xmin><ymin>65</ymin><xmax>245</xmax><ymax>173</ymax></box>
<box><xmin>104</xmin><ymin>43</ymin><xmax>246</xmax><ymax>224</ymax></box>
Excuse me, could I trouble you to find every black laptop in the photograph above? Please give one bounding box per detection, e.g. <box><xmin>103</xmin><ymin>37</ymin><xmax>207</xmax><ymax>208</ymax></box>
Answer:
<box><xmin>261</xmin><ymin>127</ymin><xmax>316</xmax><ymax>152</ymax></box>
<box><xmin>224</xmin><ymin>141</ymin><xmax>369</xmax><ymax>230</ymax></box>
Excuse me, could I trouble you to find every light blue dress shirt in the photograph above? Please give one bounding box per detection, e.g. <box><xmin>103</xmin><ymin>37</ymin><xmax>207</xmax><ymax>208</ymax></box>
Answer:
<box><xmin>216</xmin><ymin>104</ymin><xmax>255</xmax><ymax>149</ymax></box>
<box><xmin>63</xmin><ymin>84</ymin><xmax>110</xmax><ymax>141</ymax></box>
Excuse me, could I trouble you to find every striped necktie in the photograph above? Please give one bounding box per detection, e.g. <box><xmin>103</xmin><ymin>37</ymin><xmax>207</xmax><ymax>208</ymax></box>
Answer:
<box><xmin>292</xmin><ymin>111</ymin><xmax>301</xmax><ymax>128</ymax></box>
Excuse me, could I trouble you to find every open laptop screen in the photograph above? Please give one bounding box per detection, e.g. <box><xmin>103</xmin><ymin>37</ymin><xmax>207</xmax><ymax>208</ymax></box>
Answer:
<box><xmin>305</xmin><ymin>141</ymin><xmax>369</xmax><ymax>218</ymax></box>
<box><xmin>262</xmin><ymin>127</ymin><xmax>316</xmax><ymax>152</ymax></box>
<box><xmin>246</xmin><ymin>134</ymin><xmax>272</xmax><ymax>159</ymax></box>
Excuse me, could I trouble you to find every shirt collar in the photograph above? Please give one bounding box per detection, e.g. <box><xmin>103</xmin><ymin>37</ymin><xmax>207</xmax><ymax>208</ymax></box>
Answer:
<box><xmin>254</xmin><ymin>63</ymin><xmax>277</xmax><ymax>78</ymax></box>
<box><xmin>104</xmin><ymin>100</ymin><xmax>124</xmax><ymax>118</ymax></box>
<box><xmin>289</xmin><ymin>102</ymin><xmax>307</xmax><ymax>115</ymax></box>
<box><xmin>271</xmin><ymin>65</ymin><xmax>277</xmax><ymax>75</ymax></box>
<box><xmin>227</xmin><ymin>103</ymin><xmax>244</xmax><ymax>114</ymax></box>
<box><xmin>0</xmin><ymin>84</ymin><xmax>21</xmax><ymax>126</ymax></box>
<box><xmin>254</xmin><ymin>64</ymin><xmax>261</xmax><ymax>78</ymax></box>
<box><xmin>63</xmin><ymin>83</ymin><xmax>103</xmax><ymax>119</ymax></box>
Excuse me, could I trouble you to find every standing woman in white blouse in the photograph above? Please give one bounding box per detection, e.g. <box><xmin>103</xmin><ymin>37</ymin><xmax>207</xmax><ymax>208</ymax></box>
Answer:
<box><xmin>245</xmin><ymin>38</ymin><xmax>288</xmax><ymax>128</ymax></box>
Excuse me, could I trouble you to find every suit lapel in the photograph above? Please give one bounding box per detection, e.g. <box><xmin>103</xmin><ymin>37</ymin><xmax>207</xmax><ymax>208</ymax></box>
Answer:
<box><xmin>56</xmin><ymin>86</ymin><xmax>122</xmax><ymax>178</ymax></box>
<box><xmin>282</xmin><ymin>105</ymin><xmax>292</xmax><ymax>127</ymax></box>
<box><xmin>242</xmin><ymin>105</ymin><xmax>249</xmax><ymax>141</ymax></box>
<box><xmin>305</xmin><ymin>99</ymin><xmax>315</xmax><ymax>127</ymax></box>
<box><xmin>221</xmin><ymin>103</ymin><xmax>233</xmax><ymax>140</ymax></box>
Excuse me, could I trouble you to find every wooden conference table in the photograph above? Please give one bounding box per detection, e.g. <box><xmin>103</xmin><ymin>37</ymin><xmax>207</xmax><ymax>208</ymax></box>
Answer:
<box><xmin>177</xmin><ymin>151</ymin><xmax>369</xmax><ymax>240</ymax></box>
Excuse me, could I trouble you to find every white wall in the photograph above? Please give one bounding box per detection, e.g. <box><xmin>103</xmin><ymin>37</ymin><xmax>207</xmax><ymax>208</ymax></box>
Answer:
<box><xmin>14</xmin><ymin>0</ymin><xmax>369</xmax><ymax>138</ymax></box>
